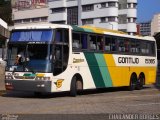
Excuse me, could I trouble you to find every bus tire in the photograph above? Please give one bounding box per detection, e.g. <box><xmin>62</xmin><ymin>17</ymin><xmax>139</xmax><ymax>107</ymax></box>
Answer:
<box><xmin>70</xmin><ymin>75</ymin><xmax>83</xmax><ymax>97</ymax></box>
<box><xmin>136</xmin><ymin>74</ymin><xmax>144</xmax><ymax>90</ymax></box>
<box><xmin>129</xmin><ymin>73</ymin><xmax>137</xmax><ymax>91</ymax></box>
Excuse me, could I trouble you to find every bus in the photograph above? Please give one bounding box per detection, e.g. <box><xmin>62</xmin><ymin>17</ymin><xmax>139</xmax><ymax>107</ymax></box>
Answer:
<box><xmin>4</xmin><ymin>23</ymin><xmax>157</xmax><ymax>96</ymax></box>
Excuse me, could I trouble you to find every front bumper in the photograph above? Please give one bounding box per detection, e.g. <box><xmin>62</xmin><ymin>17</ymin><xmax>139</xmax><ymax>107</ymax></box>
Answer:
<box><xmin>5</xmin><ymin>80</ymin><xmax>52</xmax><ymax>92</ymax></box>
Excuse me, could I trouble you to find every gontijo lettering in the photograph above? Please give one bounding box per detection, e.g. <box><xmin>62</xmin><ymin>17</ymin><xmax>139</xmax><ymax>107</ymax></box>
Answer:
<box><xmin>118</xmin><ymin>57</ymin><xmax>139</xmax><ymax>64</ymax></box>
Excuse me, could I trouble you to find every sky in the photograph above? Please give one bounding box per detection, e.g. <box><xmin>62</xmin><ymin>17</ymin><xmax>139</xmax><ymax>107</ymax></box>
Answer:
<box><xmin>137</xmin><ymin>0</ymin><xmax>160</xmax><ymax>23</ymax></box>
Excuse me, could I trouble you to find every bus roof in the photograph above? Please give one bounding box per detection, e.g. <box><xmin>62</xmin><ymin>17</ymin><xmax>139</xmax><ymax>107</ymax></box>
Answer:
<box><xmin>72</xmin><ymin>25</ymin><xmax>155</xmax><ymax>41</ymax></box>
<box><xmin>9</xmin><ymin>23</ymin><xmax>155</xmax><ymax>42</ymax></box>
<box><xmin>72</xmin><ymin>25</ymin><xmax>126</xmax><ymax>34</ymax></box>
<box><xmin>9</xmin><ymin>23</ymin><xmax>71</xmax><ymax>30</ymax></box>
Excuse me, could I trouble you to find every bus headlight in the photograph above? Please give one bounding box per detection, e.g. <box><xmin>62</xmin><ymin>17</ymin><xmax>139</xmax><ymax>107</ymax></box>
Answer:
<box><xmin>35</xmin><ymin>77</ymin><xmax>50</xmax><ymax>81</ymax></box>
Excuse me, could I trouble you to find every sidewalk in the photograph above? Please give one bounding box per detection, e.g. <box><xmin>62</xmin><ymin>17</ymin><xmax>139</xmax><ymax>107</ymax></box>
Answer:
<box><xmin>0</xmin><ymin>65</ymin><xmax>5</xmax><ymax>90</ymax></box>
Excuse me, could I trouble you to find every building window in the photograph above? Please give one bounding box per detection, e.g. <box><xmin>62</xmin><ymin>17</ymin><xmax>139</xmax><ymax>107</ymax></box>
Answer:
<box><xmin>127</xmin><ymin>18</ymin><xmax>132</xmax><ymax>23</ymax></box>
<box><xmin>32</xmin><ymin>18</ymin><xmax>40</xmax><ymax>22</ymax></box>
<box><xmin>14</xmin><ymin>20</ymin><xmax>22</xmax><ymax>24</ymax></box>
<box><xmin>67</xmin><ymin>7</ymin><xmax>78</xmax><ymax>25</ymax></box>
<box><xmin>82</xmin><ymin>19</ymin><xmax>93</xmax><ymax>25</ymax></box>
<box><xmin>51</xmin><ymin>21</ymin><xmax>66</xmax><ymax>24</ymax></box>
<box><xmin>127</xmin><ymin>18</ymin><xmax>137</xmax><ymax>23</ymax></box>
<box><xmin>108</xmin><ymin>17</ymin><xmax>116</xmax><ymax>22</ymax></box>
<box><xmin>108</xmin><ymin>2</ymin><xmax>116</xmax><ymax>7</ymax></box>
<box><xmin>23</xmin><ymin>19</ymin><xmax>30</xmax><ymax>23</ymax></box>
<box><xmin>133</xmin><ymin>18</ymin><xmax>136</xmax><ymax>22</ymax></box>
<box><xmin>101</xmin><ymin>3</ymin><xmax>106</xmax><ymax>8</ymax></box>
<box><xmin>52</xmin><ymin>7</ymin><xmax>65</xmax><ymax>13</ymax></box>
<box><xmin>133</xmin><ymin>3</ymin><xmax>137</xmax><ymax>8</ymax></box>
<box><xmin>127</xmin><ymin>3</ymin><xmax>132</xmax><ymax>8</ymax></box>
<box><xmin>100</xmin><ymin>17</ymin><xmax>106</xmax><ymax>23</ymax></box>
<box><xmin>82</xmin><ymin>4</ymin><xmax>94</xmax><ymax>12</ymax></box>
<box><xmin>41</xmin><ymin>17</ymin><xmax>48</xmax><ymax>22</ymax></box>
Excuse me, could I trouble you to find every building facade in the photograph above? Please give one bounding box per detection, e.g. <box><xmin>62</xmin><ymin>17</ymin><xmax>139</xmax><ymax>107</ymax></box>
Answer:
<box><xmin>12</xmin><ymin>0</ymin><xmax>137</xmax><ymax>35</ymax></box>
<box><xmin>138</xmin><ymin>21</ymin><xmax>151</xmax><ymax>36</ymax></box>
<box><xmin>151</xmin><ymin>13</ymin><xmax>160</xmax><ymax>36</ymax></box>
<box><xmin>12</xmin><ymin>0</ymin><xmax>49</xmax><ymax>25</ymax></box>
<box><xmin>48</xmin><ymin>0</ymin><xmax>137</xmax><ymax>35</ymax></box>
<box><xmin>0</xmin><ymin>18</ymin><xmax>9</xmax><ymax>64</ymax></box>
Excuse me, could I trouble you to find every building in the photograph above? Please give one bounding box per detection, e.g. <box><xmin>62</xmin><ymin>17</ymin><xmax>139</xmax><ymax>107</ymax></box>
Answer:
<box><xmin>12</xmin><ymin>0</ymin><xmax>137</xmax><ymax>35</ymax></box>
<box><xmin>48</xmin><ymin>0</ymin><xmax>137</xmax><ymax>35</ymax></box>
<box><xmin>138</xmin><ymin>21</ymin><xmax>151</xmax><ymax>36</ymax></box>
<box><xmin>151</xmin><ymin>13</ymin><xmax>160</xmax><ymax>36</ymax></box>
<box><xmin>0</xmin><ymin>18</ymin><xmax>9</xmax><ymax>64</ymax></box>
<box><xmin>12</xmin><ymin>0</ymin><xmax>48</xmax><ymax>25</ymax></box>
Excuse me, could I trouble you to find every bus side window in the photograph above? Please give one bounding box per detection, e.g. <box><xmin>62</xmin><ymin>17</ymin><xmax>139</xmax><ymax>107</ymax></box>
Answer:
<box><xmin>53</xmin><ymin>29</ymin><xmax>69</xmax><ymax>76</ymax></box>
<box><xmin>149</xmin><ymin>42</ymin><xmax>156</xmax><ymax>56</ymax></box>
<box><xmin>64</xmin><ymin>29</ymin><xmax>69</xmax><ymax>43</ymax></box>
<box><xmin>124</xmin><ymin>39</ymin><xmax>130</xmax><ymax>52</ymax></box>
<box><xmin>135</xmin><ymin>40</ymin><xmax>141</xmax><ymax>53</ymax></box>
<box><xmin>72</xmin><ymin>32</ymin><xmax>81</xmax><ymax>50</ymax></box>
<box><xmin>55</xmin><ymin>30</ymin><xmax>63</xmax><ymax>42</ymax></box>
<box><xmin>89</xmin><ymin>35</ymin><xmax>97</xmax><ymax>50</ymax></box>
<box><xmin>97</xmin><ymin>36</ymin><xmax>104</xmax><ymax>51</ymax></box>
<box><xmin>130</xmin><ymin>40</ymin><xmax>136</xmax><ymax>53</ymax></box>
<box><xmin>141</xmin><ymin>41</ymin><xmax>148</xmax><ymax>54</ymax></box>
<box><xmin>81</xmin><ymin>34</ymin><xmax>88</xmax><ymax>50</ymax></box>
<box><xmin>105</xmin><ymin>36</ymin><xmax>111</xmax><ymax>51</ymax></box>
<box><xmin>117</xmin><ymin>38</ymin><xmax>125</xmax><ymax>52</ymax></box>
<box><xmin>145</xmin><ymin>42</ymin><xmax>150</xmax><ymax>54</ymax></box>
<box><xmin>111</xmin><ymin>37</ymin><xmax>117</xmax><ymax>52</ymax></box>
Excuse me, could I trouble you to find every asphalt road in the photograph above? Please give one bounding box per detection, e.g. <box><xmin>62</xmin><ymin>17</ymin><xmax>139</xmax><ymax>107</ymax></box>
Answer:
<box><xmin>0</xmin><ymin>85</ymin><xmax>160</xmax><ymax>114</ymax></box>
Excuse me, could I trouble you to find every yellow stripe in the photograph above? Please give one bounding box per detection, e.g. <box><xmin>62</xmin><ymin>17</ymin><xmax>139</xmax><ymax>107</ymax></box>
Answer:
<box><xmin>80</xmin><ymin>26</ymin><xmax>127</xmax><ymax>34</ymax></box>
<box><xmin>103</xmin><ymin>54</ymin><xmax>123</xmax><ymax>86</ymax></box>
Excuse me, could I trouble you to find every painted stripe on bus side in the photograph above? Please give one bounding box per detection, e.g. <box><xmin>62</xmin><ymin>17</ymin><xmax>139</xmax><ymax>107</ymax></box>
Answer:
<box><xmin>84</xmin><ymin>53</ymin><xmax>105</xmax><ymax>88</ymax></box>
<box><xmin>94</xmin><ymin>53</ymin><xmax>113</xmax><ymax>87</ymax></box>
<box><xmin>103</xmin><ymin>54</ymin><xmax>122</xmax><ymax>86</ymax></box>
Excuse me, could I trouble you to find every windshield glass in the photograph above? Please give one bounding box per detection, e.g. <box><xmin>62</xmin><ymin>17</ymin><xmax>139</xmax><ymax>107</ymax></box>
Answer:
<box><xmin>6</xmin><ymin>29</ymin><xmax>54</xmax><ymax>73</ymax></box>
<box><xmin>7</xmin><ymin>44</ymin><xmax>52</xmax><ymax>73</ymax></box>
<box><xmin>10</xmin><ymin>29</ymin><xmax>53</xmax><ymax>42</ymax></box>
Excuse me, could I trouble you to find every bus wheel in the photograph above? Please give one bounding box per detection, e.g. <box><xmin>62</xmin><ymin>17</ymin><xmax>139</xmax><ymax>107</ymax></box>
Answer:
<box><xmin>129</xmin><ymin>74</ymin><xmax>137</xmax><ymax>91</ymax></box>
<box><xmin>136</xmin><ymin>74</ymin><xmax>144</xmax><ymax>90</ymax></box>
<box><xmin>70</xmin><ymin>75</ymin><xmax>83</xmax><ymax>97</ymax></box>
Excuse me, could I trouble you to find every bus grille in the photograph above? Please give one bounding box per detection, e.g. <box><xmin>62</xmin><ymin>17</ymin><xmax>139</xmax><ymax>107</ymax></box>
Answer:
<box><xmin>14</xmin><ymin>76</ymin><xmax>35</xmax><ymax>80</ymax></box>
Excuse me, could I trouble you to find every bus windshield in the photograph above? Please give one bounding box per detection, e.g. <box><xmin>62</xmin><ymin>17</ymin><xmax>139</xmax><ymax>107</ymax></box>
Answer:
<box><xmin>10</xmin><ymin>29</ymin><xmax>53</xmax><ymax>42</ymax></box>
<box><xmin>6</xmin><ymin>44</ymin><xmax>52</xmax><ymax>73</ymax></box>
<box><xmin>6</xmin><ymin>29</ymin><xmax>54</xmax><ymax>73</ymax></box>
